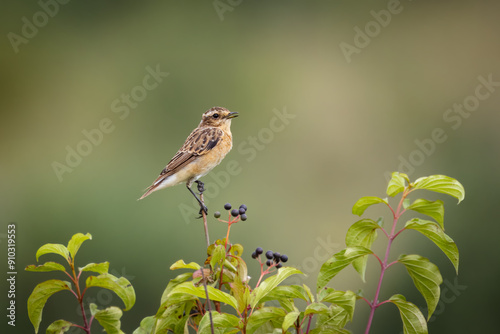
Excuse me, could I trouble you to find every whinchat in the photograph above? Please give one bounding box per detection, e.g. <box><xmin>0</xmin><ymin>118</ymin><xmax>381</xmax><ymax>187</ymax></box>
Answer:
<box><xmin>139</xmin><ymin>107</ymin><xmax>238</xmax><ymax>214</ymax></box>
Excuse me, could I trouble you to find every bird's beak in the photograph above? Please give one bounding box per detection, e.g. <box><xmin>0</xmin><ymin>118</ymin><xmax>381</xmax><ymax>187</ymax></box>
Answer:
<box><xmin>226</xmin><ymin>112</ymin><xmax>239</xmax><ymax>119</ymax></box>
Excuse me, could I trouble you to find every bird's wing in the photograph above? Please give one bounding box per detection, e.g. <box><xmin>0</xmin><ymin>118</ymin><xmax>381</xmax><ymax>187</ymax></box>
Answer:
<box><xmin>139</xmin><ymin>127</ymin><xmax>224</xmax><ymax>199</ymax></box>
<box><xmin>163</xmin><ymin>127</ymin><xmax>224</xmax><ymax>175</ymax></box>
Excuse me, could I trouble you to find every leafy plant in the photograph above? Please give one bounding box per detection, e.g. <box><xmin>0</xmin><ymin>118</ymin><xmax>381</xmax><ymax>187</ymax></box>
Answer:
<box><xmin>134</xmin><ymin>203</ymin><xmax>357</xmax><ymax>334</ymax></box>
<box><xmin>26</xmin><ymin>233</ymin><xmax>136</xmax><ymax>334</ymax></box>
<box><xmin>318</xmin><ymin>172</ymin><xmax>464</xmax><ymax>333</ymax></box>
<box><xmin>26</xmin><ymin>172</ymin><xmax>464</xmax><ymax>333</ymax></box>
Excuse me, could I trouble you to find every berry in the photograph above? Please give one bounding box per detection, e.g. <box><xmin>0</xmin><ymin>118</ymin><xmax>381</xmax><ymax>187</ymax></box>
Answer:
<box><xmin>239</xmin><ymin>207</ymin><xmax>246</xmax><ymax>215</ymax></box>
<box><xmin>276</xmin><ymin>263</ymin><xmax>283</xmax><ymax>269</ymax></box>
<box><xmin>239</xmin><ymin>204</ymin><xmax>248</xmax><ymax>211</ymax></box>
<box><xmin>251</xmin><ymin>252</ymin><xmax>257</xmax><ymax>259</ymax></box>
<box><xmin>231</xmin><ymin>209</ymin><xmax>239</xmax><ymax>217</ymax></box>
<box><xmin>255</xmin><ymin>247</ymin><xmax>263</xmax><ymax>255</ymax></box>
<box><xmin>280</xmin><ymin>254</ymin><xmax>288</xmax><ymax>263</ymax></box>
<box><xmin>240</xmin><ymin>214</ymin><xmax>248</xmax><ymax>221</ymax></box>
<box><xmin>273</xmin><ymin>252</ymin><xmax>281</xmax><ymax>261</ymax></box>
<box><xmin>224</xmin><ymin>203</ymin><xmax>232</xmax><ymax>210</ymax></box>
<box><xmin>214</xmin><ymin>211</ymin><xmax>221</xmax><ymax>218</ymax></box>
<box><xmin>266</xmin><ymin>260</ymin><xmax>273</xmax><ymax>266</ymax></box>
<box><xmin>265</xmin><ymin>251</ymin><xmax>274</xmax><ymax>259</ymax></box>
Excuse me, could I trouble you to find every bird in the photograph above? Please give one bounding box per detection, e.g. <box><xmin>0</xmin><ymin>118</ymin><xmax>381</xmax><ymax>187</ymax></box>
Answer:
<box><xmin>139</xmin><ymin>107</ymin><xmax>238</xmax><ymax>215</ymax></box>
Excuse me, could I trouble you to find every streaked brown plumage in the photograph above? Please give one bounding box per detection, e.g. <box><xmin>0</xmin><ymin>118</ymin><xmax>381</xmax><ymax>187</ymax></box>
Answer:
<box><xmin>139</xmin><ymin>107</ymin><xmax>238</xmax><ymax>211</ymax></box>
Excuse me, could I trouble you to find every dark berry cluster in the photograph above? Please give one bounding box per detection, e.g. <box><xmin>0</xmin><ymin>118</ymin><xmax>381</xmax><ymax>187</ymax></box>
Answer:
<box><xmin>251</xmin><ymin>247</ymin><xmax>288</xmax><ymax>269</ymax></box>
<box><xmin>214</xmin><ymin>203</ymin><xmax>248</xmax><ymax>221</ymax></box>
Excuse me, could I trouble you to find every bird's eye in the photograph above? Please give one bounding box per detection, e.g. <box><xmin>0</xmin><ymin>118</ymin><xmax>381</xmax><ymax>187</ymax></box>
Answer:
<box><xmin>212</xmin><ymin>113</ymin><xmax>219</xmax><ymax>119</ymax></box>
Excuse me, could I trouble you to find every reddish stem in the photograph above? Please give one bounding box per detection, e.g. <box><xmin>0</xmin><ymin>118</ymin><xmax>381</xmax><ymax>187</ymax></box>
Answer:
<box><xmin>70</xmin><ymin>260</ymin><xmax>90</xmax><ymax>334</ymax></box>
<box><xmin>305</xmin><ymin>315</ymin><xmax>313</xmax><ymax>334</ymax></box>
<box><xmin>364</xmin><ymin>190</ymin><xmax>408</xmax><ymax>334</ymax></box>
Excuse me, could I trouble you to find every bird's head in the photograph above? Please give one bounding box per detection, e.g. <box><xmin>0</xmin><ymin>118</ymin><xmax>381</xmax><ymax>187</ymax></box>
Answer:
<box><xmin>199</xmin><ymin>107</ymin><xmax>238</xmax><ymax>128</ymax></box>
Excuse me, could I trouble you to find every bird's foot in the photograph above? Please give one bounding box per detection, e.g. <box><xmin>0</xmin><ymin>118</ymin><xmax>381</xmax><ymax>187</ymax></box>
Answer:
<box><xmin>195</xmin><ymin>180</ymin><xmax>205</xmax><ymax>194</ymax></box>
<box><xmin>196</xmin><ymin>204</ymin><xmax>209</xmax><ymax>219</ymax></box>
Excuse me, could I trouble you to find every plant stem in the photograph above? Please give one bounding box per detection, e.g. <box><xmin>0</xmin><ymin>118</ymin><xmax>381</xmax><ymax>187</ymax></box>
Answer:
<box><xmin>70</xmin><ymin>260</ymin><xmax>90</xmax><ymax>334</ymax></box>
<box><xmin>197</xmin><ymin>193</ymin><xmax>214</xmax><ymax>334</ymax></box>
<box><xmin>305</xmin><ymin>314</ymin><xmax>313</xmax><ymax>334</ymax></box>
<box><xmin>200</xmin><ymin>193</ymin><xmax>210</xmax><ymax>248</ymax></box>
<box><xmin>200</xmin><ymin>266</ymin><xmax>215</xmax><ymax>334</ymax></box>
<box><xmin>364</xmin><ymin>191</ymin><xmax>408</xmax><ymax>334</ymax></box>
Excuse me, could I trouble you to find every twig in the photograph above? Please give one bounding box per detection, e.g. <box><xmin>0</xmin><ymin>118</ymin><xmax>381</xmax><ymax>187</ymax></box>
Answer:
<box><xmin>200</xmin><ymin>193</ymin><xmax>210</xmax><ymax>248</ymax></box>
<box><xmin>197</xmin><ymin>191</ymin><xmax>214</xmax><ymax>334</ymax></box>
<box><xmin>200</xmin><ymin>266</ymin><xmax>215</xmax><ymax>334</ymax></box>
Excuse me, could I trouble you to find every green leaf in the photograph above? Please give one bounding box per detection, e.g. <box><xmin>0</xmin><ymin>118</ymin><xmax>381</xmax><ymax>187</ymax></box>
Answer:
<box><xmin>389</xmin><ymin>294</ymin><xmax>428</xmax><ymax>334</ymax></box>
<box><xmin>230</xmin><ymin>243</ymin><xmax>244</xmax><ymax>257</ymax></box>
<box><xmin>317</xmin><ymin>247</ymin><xmax>372</xmax><ymax>292</ymax></box>
<box><xmin>282</xmin><ymin>311</ymin><xmax>301</xmax><ymax>331</ymax></box>
<box><xmin>235</xmin><ymin>256</ymin><xmax>249</xmax><ymax>284</ymax></box>
<box><xmin>46</xmin><ymin>320</ymin><xmax>73</xmax><ymax>334</ymax></box>
<box><xmin>223</xmin><ymin>259</ymin><xmax>237</xmax><ymax>272</ymax></box>
<box><xmin>198</xmin><ymin>311</ymin><xmax>240</xmax><ymax>334</ymax></box>
<box><xmin>413</xmin><ymin>175</ymin><xmax>465</xmax><ymax>203</ymax></box>
<box><xmin>309</xmin><ymin>327</ymin><xmax>351</xmax><ymax>334</ymax></box>
<box><xmin>27</xmin><ymin>279</ymin><xmax>72</xmax><ymax>333</ymax></box>
<box><xmin>170</xmin><ymin>259</ymin><xmax>201</xmax><ymax>270</ymax></box>
<box><xmin>318</xmin><ymin>289</ymin><xmax>356</xmax><ymax>321</ymax></box>
<box><xmin>250</xmin><ymin>267</ymin><xmax>303</xmax><ymax>308</ymax></box>
<box><xmin>67</xmin><ymin>233</ymin><xmax>92</xmax><ymax>259</ymax></box>
<box><xmin>79</xmin><ymin>262</ymin><xmax>109</xmax><ymax>274</ymax></box>
<box><xmin>160</xmin><ymin>272</ymin><xmax>193</xmax><ymax>305</ymax></box>
<box><xmin>404</xmin><ymin>219</ymin><xmax>459</xmax><ymax>273</ymax></box>
<box><xmin>303</xmin><ymin>284</ymin><xmax>315</xmax><ymax>303</ymax></box>
<box><xmin>168</xmin><ymin>282</ymin><xmax>238</xmax><ymax>310</ymax></box>
<box><xmin>90</xmin><ymin>304</ymin><xmax>124</xmax><ymax>334</ymax></box>
<box><xmin>132</xmin><ymin>316</ymin><xmax>155</xmax><ymax>334</ymax></box>
<box><xmin>211</xmin><ymin>244</ymin><xmax>226</xmax><ymax>270</ymax></box>
<box><xmin>86</xmin><ymin>274</ymin><xmax>135</xmax><ymax>311</ymax></box>
<box><xmin>345</xmin><ymin>219</ymin><xmax>380</xmax><ymax>282</ymax></box>
<box><xmin>305</xmin><ymin>303</ymin><xmax>329</xmax><ymax>316</ymax></box>
<box><xmin>153</xmin><ymin>304</ymin><xmax>186</xmax><ymax>332</ymax></box>
<box><xmin>246</xmin><ymin>307</ymin><xmax>286</xmax><ymax>334</ymax></box>
<box><xmin>387</xmin><ymin>172</ymin><xmax>409</xmax><ymax>197</ymax></box>
<box><xmin>230</xmin><ymin>279</ymin><xmax>250</xmax><ymax>314</ymax></box>
<box><xmin>408</xmin><ymin>199</ymin><xmax>445</xmax><ymax>228</ymax></box>
<box><xmin>352</xmin><ymin>197</ymin><xmax>387</xmax><ymax>216</ymax></box>
<box><xmin>25</xmin><ymin>262</ymin><xmax>66</xmax><ymax>273</ymax></box>
<box><xmin>35</xmin><ymin>243</ymin><xmax>70</xmax><ymax>262</ymax></box>
<box><xmin>398</xmin><ymin>255</ymin><xmax>442</xmax><ymax>320</ymax></box>
<box><xmin>260</xmin><ymin>285</ymin><xmax>310</xmax><ymax>302</ymax></box>
<box><xmin>403</xmin><ymin>198</ymin><xmax>411</xmax><ymax>209</ymax></box>
<box><xmin>314</xmin><ymin>304</ymin><xmax>352</xmax><ymax>330</ymax></box>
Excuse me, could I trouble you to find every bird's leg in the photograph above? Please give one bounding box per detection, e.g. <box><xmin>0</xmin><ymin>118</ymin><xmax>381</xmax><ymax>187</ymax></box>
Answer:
<box><xmin>195</xmin><ymin>181</ymin><xmax>209</xmax><ymax>216</ymax></box>
<box><xmin>187</xmin><ymin>183</ymin><xmax>208</xmax><ymax>217</ymax></box>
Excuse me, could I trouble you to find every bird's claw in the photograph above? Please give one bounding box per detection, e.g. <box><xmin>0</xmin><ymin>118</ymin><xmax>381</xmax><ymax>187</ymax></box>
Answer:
<box><xmin>195</xmin><ymin>180</ymin><xmax>205</xmax><ymax>194</ymax></box>
<box><xmin>196</xmin><ymin>205</ymin><xmax>208</xmax><ymax>219</ymax></box>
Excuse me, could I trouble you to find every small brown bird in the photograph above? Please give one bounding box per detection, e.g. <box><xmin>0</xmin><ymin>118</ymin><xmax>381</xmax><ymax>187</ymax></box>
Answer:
<box><xmin>139</xmin><ymin>107</ymin><xmax>238</xmax><ymax>214</ymax></box>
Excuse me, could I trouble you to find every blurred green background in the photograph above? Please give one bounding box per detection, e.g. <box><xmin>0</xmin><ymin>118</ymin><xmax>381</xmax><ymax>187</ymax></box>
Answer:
<box><xmin>1</xmin><ymin>0</ymin><xmax>499</xmax><ymax>333</ymax></box>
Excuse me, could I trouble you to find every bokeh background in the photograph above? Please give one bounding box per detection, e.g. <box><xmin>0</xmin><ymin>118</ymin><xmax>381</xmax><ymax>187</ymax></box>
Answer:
<box><xmin>1</xmin><ymin>1</ymin><xmax>499</xmax><ymax>333</ymax></box>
